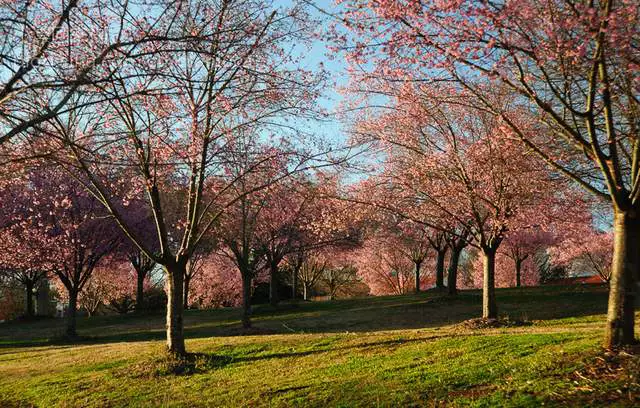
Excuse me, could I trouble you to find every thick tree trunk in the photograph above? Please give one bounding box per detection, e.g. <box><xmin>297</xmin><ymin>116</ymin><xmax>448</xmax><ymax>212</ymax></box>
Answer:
<box><xmin>604</xmin><ymin>211</ymin><xmax>639</xmax><ymax>348</ymax></box>
<box><xmin>183</xmin><ymin>276</ymin><xmax>191</xmax><ymax>310</ymax></box>
<box><xmin>415</xmin><ymin>261</ymin><xmax>422</xmax><ymax>293</ymax></box>
<box><xmin>25</xmin><ymin>280</ymin><xmax>35</xmax><ymax>318</ymax></box>
<box><xmin>165</xmin><ymin>264</ymin><xmax>186</xmax><ymax>356</ymax></box>
<box><xmin>269</xmin><ymin>264</ymin><xmax>279</xmax><ymax>307</ymax></box>
<box><xmin>515</xmin><ymin>259</ymin><xmax>522</xmax><ymax>288</ymax></box>
<box><xmin>435</xmin><ymin>249</ymin><xmax>446</xmax><ymax>289</ymax></box>
<box><xmin>66</xmin><ymin>289</ymin><xmax>78</xmax><ymax>337</ymax></box>
<box><xmin>136</xmin><ymin>271</ymin><xmax>145</xmax><ymax>312</ymax></box>
<box><xmin>447</xmin><ymin>248</ymin><xmax>461</xmax><ymax>296</ymax></box>
<box><xmin>482</xmin><ymin>248</ymin><xmax>497</xmax><ymax>319</ymax></box>
<box><xmin>241</xmin><ymin>274</ymin><xmax>252</xmax><ymax>328</ymax></box>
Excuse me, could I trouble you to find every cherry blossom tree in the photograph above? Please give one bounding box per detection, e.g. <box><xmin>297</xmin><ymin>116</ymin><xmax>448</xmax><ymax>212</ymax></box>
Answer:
<box><xmin>502</xmin><ymin>230</ymin><xmax>558</xmax><ymax>288</ymax></box>
<box><xmin>0</xmin><ymin>165</ymin><xmax>121</xmax><ymax>335</ymax></box>
<box><xmin>293</xmin><ymin>251</ymin><xmax>328</xmax><ymax>301</ymax></box>
<box><xmin>444</xmin><ymin>227</ymin><xmax>472</xmax><ymax>296</ymax></box>
<box><xmin>0</xmin><ymin>1</ymin><xmax>197</xmax><ymax>144</ymax></box>
<box><xmin>22</xmin><ymin>0</ymin><xmax>328</xmax><ymax>356</ymax></box>
<box><xmin>337</xmin><ymin>0</ymin><xmax>640</xmax><ymax>347</ymax></box>
<box><xmin>0</xmin><ymin>171</ymin><xmax>51</xmax><ymax>317</ymax></box>
<box><xmin>128</xmin><ymin>250</ymin><xmax>156</xmax><ymax>312</ymax></box>
<box><xmin>188</xmin><ymin>254</ymin><xmax>241</xmax><ymax>309</ymax></box>
<box><xmin>552</xmin><ymin>230</ymin><xmax>614</xmax><ymax>283</ymax></box>
<box><xmin>351</xmin><ymin>90</ymin><xmax>558</xmax><ymax>318</ymax></box>
<box><xmin>354</xmin><ymin>233</ymin><xmax>422</xmax><ymax>296</ymax></box>
<box><xmin>255</xmin><ymin>181</ymin><xmax>310</xmax><ymax>306</ymax></box>
<box><xmin>426</xmin><ymin>232</ymin><xmax>447</xmax><ymax>291</ymax></box>
<box><xmin>320</xmin><ymin>265</ymin><xmax>360</xmax><ymax>301</ymax></box>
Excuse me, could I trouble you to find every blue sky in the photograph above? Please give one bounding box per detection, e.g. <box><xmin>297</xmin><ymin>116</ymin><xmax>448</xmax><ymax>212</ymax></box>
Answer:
<box><xmin>283</xmin><ymin>0</ymin><xmax>350</xmax><ymax>147</ymax></box>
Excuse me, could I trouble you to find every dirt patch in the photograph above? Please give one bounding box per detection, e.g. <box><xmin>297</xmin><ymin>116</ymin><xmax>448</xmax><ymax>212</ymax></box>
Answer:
<box><xmin>445</xmin><ymin>384</ymin><xmax>496</xmax><ymax>399</ymax></box>
<box><xmin>227</xmin><ymin>326</ymin><xmax>278</xmax><ymax>336</ymax></box>
<box><xmin>460</xmin><ymin>317</ymin><xmax>533</xmax><ymax>329</ymax></box>
<box><xmin>123</xmin><ymin>352</ymin><xmax>232</xmax><ymax>378</ymax></box>
<box><xmin>554</xmin><ymin>346</ymin><xmax>640</xmax><ymax>406</ymax></box>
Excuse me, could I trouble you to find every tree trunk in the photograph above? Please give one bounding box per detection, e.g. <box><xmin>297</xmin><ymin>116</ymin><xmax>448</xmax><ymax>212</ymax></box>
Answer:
<box><xmin>604</xmin><ymin>210</ymin><xmax>639</xmax><ymax>348</ymax></box>
<box><xmin>183</xmin><ymin>275</ymin><xmax>191</xmax><ymax>310</ymax></box>
<box><xmin>291</xmin><ymin>267</ymin><xmax>297</xmax><ymax>300</ymax></box>
<box><xmin>447</xmin><ymin>248</ymin><xmax>461</xmax><ymax>296</ymax></box>
<box><xmin>415</xmin><ymin>261</ymin><xmax>422</xmax><ymax>293</ymax></box>
<box><xmin>165</xmin><ymin>264</ymin><xmax>186</xmax><ymax>356</ymax></box>
<box><xmin>241</xmin><ymin>274</ymin><xmax>252</xmax><ymax>328</ymax></box>
<box><xmin>135</xmin><ymin>271</ymin><xmax>145</xmax><ymax>312</ymax></box>
<box><xmin>25</xmin><ymin>280</ymin><xmax>35</xmax><ymax>318</ymax></box>
<box><xmin>515</xmin><ymin>259</ymin><xmax>522</xmax><ymax>288</ymax></box>
<box><xmin>269</xmin><ymin>264</ymin><xmax>279</xmax><ymax>307</ymax></box>
<box><xmin>66</xmin><ymin>289</ymin><xmax>78</xmax><ymax>337</ymax></box>
<box><xmin>482</xmin><ymin>247</ymin><xmax>497</xmax><ymax>319</ymax></box>
<box><xmin>303</xmin><ymin>283</ymin><xmax>309</xmax><ymax>301</ymax></box>
<box><xmin>435</xmin><ymin>249</ymin><xmax>446</xmax><ymax>289</ymax></box>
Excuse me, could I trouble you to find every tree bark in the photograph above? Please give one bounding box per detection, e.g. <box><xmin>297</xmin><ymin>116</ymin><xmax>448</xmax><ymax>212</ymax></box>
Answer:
<box><xmin>25</xmin><ymin>280</ymin><xmax>35</xmax><ymax>318</ymax></box>
<box><xmin>269</xmin><ymin>264</ymin><xmax>279</xmax><ymax>307</ymax></box>
<box><xmin>241</xmin><ymin>274</ymin><xmax>252</xmax><ymax>328</ymax></box>
<box><xmin>415</xmin><ymin>261</ymin><xmax>422</xmax><ymax>293</ymax></box>
<box><xmin>66</xmin><ymin>289</ymin><xmax>78</xmax><ymax>337</ymax></box>
<box><xmin>183</xmin><ymin>275</ymin><xmax>191</xmax><ymax>310</ymax></box>
<box><xmin>435</xmin><ymin>249</ymin><xmax>446</xmax><ymax>289</ymax></box>
<box><xmin>604</xmin><ymin>210</ymin><xmax>639</xmax><ymax>348</ymax></box>
<box><xmin>291</xmin><ymin>267</ymin><xmax>298</xmax><ymax>300</ymax></box>
<box><xmin>515</xmin><ymin>259</ymin><xmax>522</xmax><ymax>288</ymax></box>
<box><xmin>482</xmin><ymin>247</ymin><xmax>497</xmax><ymax>319</ymax></box>
<box><xmin>447</xmin><ymin>248</ymin><xmax>461</xmax><ymax>296</ymax></box>
<box><xmin>303</xmin><ymin>283</ymin><xmax>309</xmax><ymax>301</ymax></box>
<box><xmin>136</xmin><ymin>271</ymin><xmax>145</xmax><ymax>312</ymax></box>
<box><xmin>165</xmin><ymin>263</ymin><xmax>186</xmax><ymax>356</ymax></box>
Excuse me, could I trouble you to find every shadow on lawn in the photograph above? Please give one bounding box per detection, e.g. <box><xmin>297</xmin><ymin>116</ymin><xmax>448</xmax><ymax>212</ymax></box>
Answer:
<box><xmin>0</xmin><ymin>285</ymin><xmax>611</xmax><ymax>349</ymax></box>
<box><xmin>123</xmin><ymin>333</ymin><xmax>456</xmax><ymax>378</ymax></box>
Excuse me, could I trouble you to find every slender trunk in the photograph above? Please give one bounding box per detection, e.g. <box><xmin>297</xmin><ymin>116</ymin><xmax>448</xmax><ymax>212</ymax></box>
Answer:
<box><xmin>269</xmin><ymin>264</ymin><xmax>279</xmax><ymax>307</ymax></box>
<box><xmin>482</xmin><ymin>247</ymin><xmax>497</xmax><ymax>319</ymax></box>
<box><xmin>447</xmin><ymin>248</ymin><xmax>461</xmax><ymax>296</ymax></box>
<box><xmin>435</xmin><ymin>249</ymin><xmax>446</xmax><ymax>289</ymax></box>
<box><xmin>241</xmin><ymin>274</ymin><xmax>252</xmax><ymax>328</ymax></box>
<box><xmin>25</xmin><ymin>280</ymin><xmax>35</xmax><ymax>318</ymax></box>
<box><xmin>66</xmin><ymin>288</ymin><xmax>78</xmax><ymax>337</ymax></box>
<box><xmin>183</xmin><ymin>275</ymin><xmax>191</xmax><ymax>310</ymax></box>
<box><xmin>415</xmin><ymin>261</ymin><xmax>422</xmax><ymax>293</ymax></box>
<box><xmin>303</xmin><ymin>283</ymin><xmax>309</xmax><ymax>301</ymax></box>
<box><xmin>136</xmin><ymin>271</ymin><xmax>145</xmax><ymax>312</ymax></box>
<box><xmin>165</xmin><ymin>264</ymin><xmax>186</xmax><ymax>356</ymax></box>
<box><xmin>291</xmin><ymin>268</ymin><xmax>298</xmax><ymax>300</ymax></box>
<box><xmin>604</xmin><ymin>210</ymin><xmax>639</xmax><ymax>348</ymax></box>
<box><xmin>515</xmin><ymin>259</ymin><xmax>522</xmax><ymax>288</ymax></box>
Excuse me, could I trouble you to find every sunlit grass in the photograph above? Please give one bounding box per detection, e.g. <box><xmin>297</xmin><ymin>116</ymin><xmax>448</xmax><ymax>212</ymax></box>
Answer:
<box><xmin>0</xmin><ymin>284</ymin><xmax>638</xmax><ymax>407</ymax></box>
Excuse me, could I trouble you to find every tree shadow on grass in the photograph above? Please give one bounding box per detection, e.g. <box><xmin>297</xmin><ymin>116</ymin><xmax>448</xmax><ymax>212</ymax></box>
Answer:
<box><xmin>0</xmin><ymin>285</ymin><xmax>614</xmax><ymax>350</ymax></box>
<box><xmin>119</xmin><ymin>333</ymin><xmax>457</xmax><ymax>377</ymax></box>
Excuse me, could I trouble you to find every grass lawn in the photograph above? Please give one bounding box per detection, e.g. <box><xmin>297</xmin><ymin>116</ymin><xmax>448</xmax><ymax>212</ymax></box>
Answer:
<box><xmin>0</xmin><ymin>284</ymin><xmax>638</xmax><ymax>407</ymax></box>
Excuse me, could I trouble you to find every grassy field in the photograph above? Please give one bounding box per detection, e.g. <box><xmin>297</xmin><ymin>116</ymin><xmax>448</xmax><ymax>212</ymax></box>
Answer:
<box><xmin>0</xmin><ymin>284</ymin><xmax>638</xmax><ymax>407</ymax></box>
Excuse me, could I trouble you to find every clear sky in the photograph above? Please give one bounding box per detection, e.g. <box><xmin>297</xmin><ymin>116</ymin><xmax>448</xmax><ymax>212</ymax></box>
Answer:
<box><xmin>285</xmin><ymin>0</ymin><xmax>350</xmax><ymax>147</ymax></box>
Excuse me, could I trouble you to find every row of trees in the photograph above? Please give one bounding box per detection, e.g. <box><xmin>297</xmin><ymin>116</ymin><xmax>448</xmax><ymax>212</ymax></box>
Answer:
<box><xmin>332</xmin><ymin>0</ymin><xmax>639</xmax><ymax>349</ymax></box>
<box><xmin>0</xmin><ymin>0</ymin><xmax>635</xmax><ymax>355</ymax></box>
<box><xmin>0</xmin><ymin>0</ymin><xmax>348</xmax><ymax>355</ymax></box>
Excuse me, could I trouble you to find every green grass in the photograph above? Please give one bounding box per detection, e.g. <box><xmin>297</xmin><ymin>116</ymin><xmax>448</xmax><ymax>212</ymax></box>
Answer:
<box><xmin>0</xmin><ymin>284</ymin><xmax>638</xmax><ymax>407</ymax></box>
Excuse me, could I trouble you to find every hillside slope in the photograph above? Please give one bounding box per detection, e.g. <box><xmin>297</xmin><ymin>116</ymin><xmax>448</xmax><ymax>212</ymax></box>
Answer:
<box><xmin>0</xmin><ymin>285</ymin><xmax>638</xmax><ymax>407</ymax></box>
